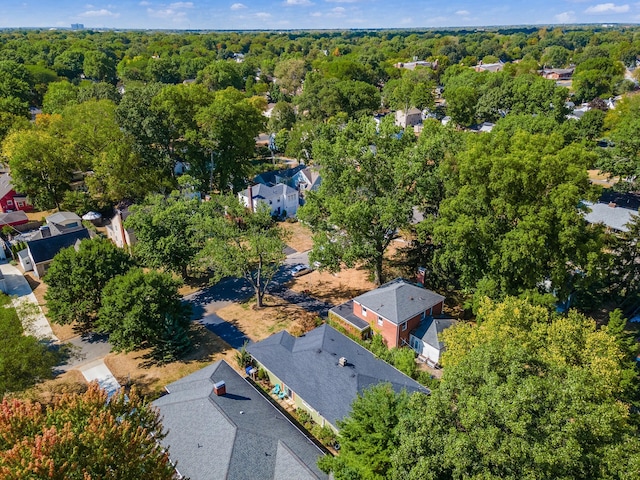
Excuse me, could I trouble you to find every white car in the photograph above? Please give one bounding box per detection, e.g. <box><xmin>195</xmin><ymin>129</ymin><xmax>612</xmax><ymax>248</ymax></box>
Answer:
<box><xmin>290</xmin><ymin>264</ymin><xmax>312</xmax><ymax>277</ymax></box>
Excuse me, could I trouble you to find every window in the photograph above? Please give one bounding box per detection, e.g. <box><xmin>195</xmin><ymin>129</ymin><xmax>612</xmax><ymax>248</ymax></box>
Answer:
<box><xmin>361</xmin><ymin>306</ymin><xmax>367</xmax><ymax>317</ymax></box>
<box><xmin>6</xmin><ymin>200</ymin><xmax>12</xmax><ymax>205</ymax></box>
<box><xmin>377</xmin><ymin>316</ymin><xmax>383</xmax><ymax>327</ymax></box>
<box><xmin>402</xmin><ymin>322</ymin><xmax>407</xmax><ymax>331</ymax></box>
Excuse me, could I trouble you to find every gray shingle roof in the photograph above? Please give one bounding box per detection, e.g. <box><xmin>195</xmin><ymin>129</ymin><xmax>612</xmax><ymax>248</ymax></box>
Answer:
<box><xmin>246</xmin><ymin>324</ymin><xmax>429</xmax><ymax>428</ymax></box>
<box><xmin>353</xmin><ymin>278</ymin><xmax>445</xmax><ymax>325</ymax></box>
<box><xmin>239</xmin><ymin>183</ymin><xmax>296</xmax><ymax>202</ymax></box>
<box><xmin>46</xmin><ymin>211</ymin><xmax>82</xmax><ymax>225</ymax></box>
<box><xmin>583</xmin><ymin>201</ymin><xmax>638</xmax><ymax>232</ymax></box>
<box><xmin>412</xmin><ymin>317</ymin><xmax>457</xmax><ymax>350</ymax></box>
<box><xmin>152</xmin><ymin>360</ymin><xmax>327</xmax><ymax>480</ymax></box>
<box><xmin>26</xmin><ymin>228</ymin><xmax>90</xmax><ymax>264</ymax></box>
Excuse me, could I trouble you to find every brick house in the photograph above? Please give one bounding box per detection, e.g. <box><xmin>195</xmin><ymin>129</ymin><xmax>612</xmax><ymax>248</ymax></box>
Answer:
<box><xmin>329</xmin><ymin>278</ymin><xmax>445</xmax><ymax>349</ymax></box>
<box><xmin>0</xmin><ymin>174</ymin><xmax>33</xmax><ymax>213</ymax></box>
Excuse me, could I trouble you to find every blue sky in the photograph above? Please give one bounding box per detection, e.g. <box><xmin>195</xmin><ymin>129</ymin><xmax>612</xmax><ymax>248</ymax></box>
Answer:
<box><xmin>0</xmin><ymin>1</ymin><xmax>638</xmax><ymax>30</ymax></box>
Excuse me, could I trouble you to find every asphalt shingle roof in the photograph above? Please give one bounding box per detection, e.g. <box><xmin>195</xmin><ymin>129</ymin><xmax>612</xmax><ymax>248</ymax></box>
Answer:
<box><xmin>26</xmin><ymin>228</ymin><xmax>90</xmax><ymax>264</ymax></box>
<box><xmin>152</xmin><ymin>360</ymin><xmax>327</xmax><ymax>480</ymax></box>
<box><xmin>246</xmin><ymin>324</ymin><xmax>429</xmax><ymax>428</ymax></box>
<box><xmin>239</xmin><ymin>183</ymin><xmax>296</xmax><ymax>202</ymax></box>
<box><xmin>412</xmin><ymin>317</ymin><xmax>457</xmax><ymax>350</ymax></box>
<box><xmin>583</xmin><ymin>201</ymin><xmax>638</xmax><ymax>232</ymax></box>
<box><xmin>353</xmin><ymin>278</ymin><xmax>445</xmax><ymax>325</ymax></box>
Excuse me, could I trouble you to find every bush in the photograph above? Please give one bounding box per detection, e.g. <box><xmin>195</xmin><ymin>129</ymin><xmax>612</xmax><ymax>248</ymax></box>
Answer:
<box><xmin>234</xmin><ymin>341</ymin><xmax>253</xmax><ymax>369</ymax></box>
<box><xmin>296</xmin><ymin>408</ymin><xmax>313</xmax><ymax>428</ymax></box>
<box><xmin>312</xmin><ymin>424</ymin><xmax>337</xmax><ymax>446</ymax></box>
<box><xmin>257</xmin><ymin>368</ymin><xmax>268</xmax><ymax>381</ymax></box>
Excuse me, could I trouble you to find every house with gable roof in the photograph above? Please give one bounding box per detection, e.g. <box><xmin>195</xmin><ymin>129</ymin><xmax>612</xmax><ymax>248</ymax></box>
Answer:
<box><xmin>247</xmin><ymin>324</ymin><xmax>428</xmax><ymax>431</ymax></box>
<box><xmin>238</xmin><ymin>183</ymin><xmax>299</xmax><ymax>217</ymax></box>
<box><xmin>0</xmin><ymin>173</ymin><xmax>32</xmax><ymax>213</ymax></box>
<box><xmin>153</xmin><ymin>360</ymin><xmax>328</xmax><ymax>480</ymax></box>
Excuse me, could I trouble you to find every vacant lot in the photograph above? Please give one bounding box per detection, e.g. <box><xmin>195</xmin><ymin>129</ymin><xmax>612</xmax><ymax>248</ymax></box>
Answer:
<box><xmin>280</xmin><ymin>220</ymin><xmax>314</xmax><ymax>252</ymax></box>
<box><xmin>215</xmin><ymin>294</ymin><xmax>318</xmax><ymax>342</ymax></box>
<box><xmin>105</xmin><ymin>323</ymin><xmax>235</xmax><ymax>399</ymax></box>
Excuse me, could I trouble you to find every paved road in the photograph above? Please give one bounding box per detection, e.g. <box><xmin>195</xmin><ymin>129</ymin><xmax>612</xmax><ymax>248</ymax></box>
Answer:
<box><xmin>57</xmin><ymin>333</ymin><xmax>113</xmax><ymax>372</ymax></box>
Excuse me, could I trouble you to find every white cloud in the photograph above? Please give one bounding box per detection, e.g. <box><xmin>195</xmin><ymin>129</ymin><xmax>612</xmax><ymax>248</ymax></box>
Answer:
<box><xmin>255</xmin><ymin>11</ymin><xmax>272</xmax><ymax>18</ymax></box>
<box><xmin>585</xmin><ymin>3</ymin><xmax>630</xmax><ymax>13</ymax></box>
<box><xmin>326</xmin><ymin>6</ymin><xmax>346</xmax><ymax>16</ymax></box>
<box><xmin>311</xmin><ymin>11</ymin><xmax>322</xmax><ymax>16</ymax></box>
<box><xmin>147</xmin><ymin>1</ymin><xmax>193</xmax><ymax>18</ymax></box>
<box><xmin>325</xmin><ymin>0</ymin><xmax>359</xmax><ymax>3</ymax></box>
<box><xmin>230</xmin><ymin>3</ymin><xmax>246</xmax><ymax>9</ymax></box>
<box><xmin>555</xmin><ymin>10</ymin><xmax>576</xmax><ymax>21</ymax></box>
<box><xmin>283</xmin><ymin>0</ymin><xmax>313</xmax><ymax>5</ymax></box>
<box><xmin>170</xmin><ymin>1</ymin><xmax>193</xmax><ymax>7</ymax></box>
<box><xmin>139</xmin><ymin>1</ymin><xmax>151</xmax><ymax>5</ymax></box>
<box><xmin>79</xmin><ymin>8</ymin><xmax>120</xmax><ymax>18</ymax></box>
<box><xmin>455</xmin><ymin>10</ymin><xmax>470</xmax><ymax>15</ymax></box>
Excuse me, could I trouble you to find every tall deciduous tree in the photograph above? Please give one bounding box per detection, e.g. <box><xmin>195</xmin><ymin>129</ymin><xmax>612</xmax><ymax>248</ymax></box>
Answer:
<box><xmin>198</xmin><ymin>197</ymin><xmax>289</xmax><ymax>308</ymax></box>
<box><xmin>0</xmin><ymin>384</ymin><xmax>176</xmax><ymax>479</ymax></box>
<box><xmin>97</xmin><ymin>268</ymin><xmax>191</xmax><ymax>362</ymax></box>
<box><xmin>299</xmin><ymin>117</ymin><xmax>416</xmax><ymax>285</ymax></box>
<box><xmin>318</xmin><ymin>384</ymin><xmax>411</xmax><ymax>480</ymax></box>
<box><xmin>196</xmin><ymin>87</ymin><xmax>265</xmax><ymax>192</ymax></box>
<box><xmin>125</xmin><ymin>194</ymin><xmax>202</xmax><ymax>279</ymax></box>
<box><xmin>431</xmin><ymin>130</ymin><xmax>604</xmax><ymax>301</ymax></box>
<box><xmin>2</xmin><ymin>122</ymin><xmax>75</xmax><ymax>209</ymax></box>
<box><xmin>44</xmin><ymin>238</ymin><xmax>133</xmax><ymax>331</ymax></box>
<box><xmin>392</xmin><ymin>297</ymin><xmax>640</xmax><ymax>480</ymax></box>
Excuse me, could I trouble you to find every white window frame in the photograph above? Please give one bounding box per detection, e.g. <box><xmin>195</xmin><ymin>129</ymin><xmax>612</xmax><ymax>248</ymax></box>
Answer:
<box><xmin>377</xmin><ymin>316</ymin><xmax>383</xmax><ymax>327</ymax></box>
<box><xmin>361</xmin><ymin>306</ymin><xmax>367</xmax><ymax>317</ymax></box>
<box><xmin>402</xmin><ymin>322</ymin><xmax>407</xmax><ymax>331</ymax></box>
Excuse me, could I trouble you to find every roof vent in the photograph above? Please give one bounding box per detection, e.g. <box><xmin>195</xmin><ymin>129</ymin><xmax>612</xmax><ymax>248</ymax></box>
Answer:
<box><xmin>213</xmin><ymin>380</ymin><xmax>226</xmax><ymax>396</ymax></box>
<box><xmin>338</xmin><ymin>357</ymin><xmax>347</xmax><ymax>367</ymax></box>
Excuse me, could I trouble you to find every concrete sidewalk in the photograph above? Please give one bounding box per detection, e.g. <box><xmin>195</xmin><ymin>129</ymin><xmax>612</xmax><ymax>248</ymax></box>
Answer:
<box><xmin>79</xmin><ymin>359</ymin><xmax>121</xmax><ymax>399</ymax></box>
<box><xmin>0</xmin><ymin>261</ymin><xmax>58</xmax><ymax>342</ymax></box>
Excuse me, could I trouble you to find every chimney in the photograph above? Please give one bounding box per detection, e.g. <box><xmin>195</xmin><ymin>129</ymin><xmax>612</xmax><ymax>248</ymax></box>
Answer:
<box><xmin>39</xmin><ymin>226</ymin><xmax>51</xmax><ymax>238</ymax></box>
<box><xmin>213</xmin><ymin>380</ymin><xmax>226</xmax><ymax>396</ymax></box>
<box><xmin>338</xmin><ymin>357</ymin><xmax>347</xmax><ymax>367</ymax></box>
<box><xmin>248</xmin><ymin>185</ymin><xmax>254</xmax><ymax>213</ymax></box>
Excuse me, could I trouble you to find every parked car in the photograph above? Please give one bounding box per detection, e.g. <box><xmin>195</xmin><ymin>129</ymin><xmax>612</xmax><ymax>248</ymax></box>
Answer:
<box><xmin>291</xmin><ymin>264</ymin><xmax>313</xmax><ymax>277</ymax></box>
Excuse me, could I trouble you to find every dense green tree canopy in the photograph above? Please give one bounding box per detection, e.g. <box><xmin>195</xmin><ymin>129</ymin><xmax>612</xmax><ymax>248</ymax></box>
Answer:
<box><xmin>392</xmin><ymin>297</ymin><xmax>640</xmax><ymax>480</ymax></box>
<box><xmin>319</xmin><ymin>384</ymin><xmax>412</xmax><ymax>480</ymax></box>
<box><xmin>97</xmin><ymin>268</ymin><xmax>191</xmax><ymax>362</ymax></box>
<box><xmin>44</xmin><ymin>238</ymin><xmax>133</xmax><ymax>331</ymax></box>
<box><xmin>125</xmin><ymin>194</ymin><xmax>202</xmax><ymax>279</ymax></box>
<box><xmin>431</xmin><ymin>130</ymin><xmax>604</xmax><ymax>301</ymax></box>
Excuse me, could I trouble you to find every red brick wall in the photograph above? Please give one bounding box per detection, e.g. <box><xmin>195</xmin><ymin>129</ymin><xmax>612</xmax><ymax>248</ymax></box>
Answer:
<box><xmin>352</xmin><ymin>302</ymin><xmax>368</xmax><ymax>322</ymax></box>
<box><xmin>431</xmin><ymin>301</ymin><xmax>443</xmax><ymax>315</ymax></box>
<box><xmin>399</xmin><ymin>314</ymin><xmax>423</xmax><ymax>346</ymax></box>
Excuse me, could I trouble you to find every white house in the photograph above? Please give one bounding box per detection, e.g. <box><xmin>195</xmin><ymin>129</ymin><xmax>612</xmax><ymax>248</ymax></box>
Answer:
<box><xmin>409</xmin><ymin>317</ymin><xmax>456</xmax><ymax>367</ymax></box>
<box><xmin>395</xmin><ymin>108</ymin><xmax>423</xmax><ymax>128</ymax></box>
<box><xmin>238</xmin><ymin>183</ymin><xmax>299</xmax><ymax>217</ymax></box>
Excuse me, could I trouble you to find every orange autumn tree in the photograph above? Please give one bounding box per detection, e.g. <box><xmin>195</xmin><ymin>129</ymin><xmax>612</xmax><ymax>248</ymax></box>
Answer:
<box><xmin>0</xmin><ymin>384</ymin><xmax>176</xmax><ymax>480</ymax></box>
